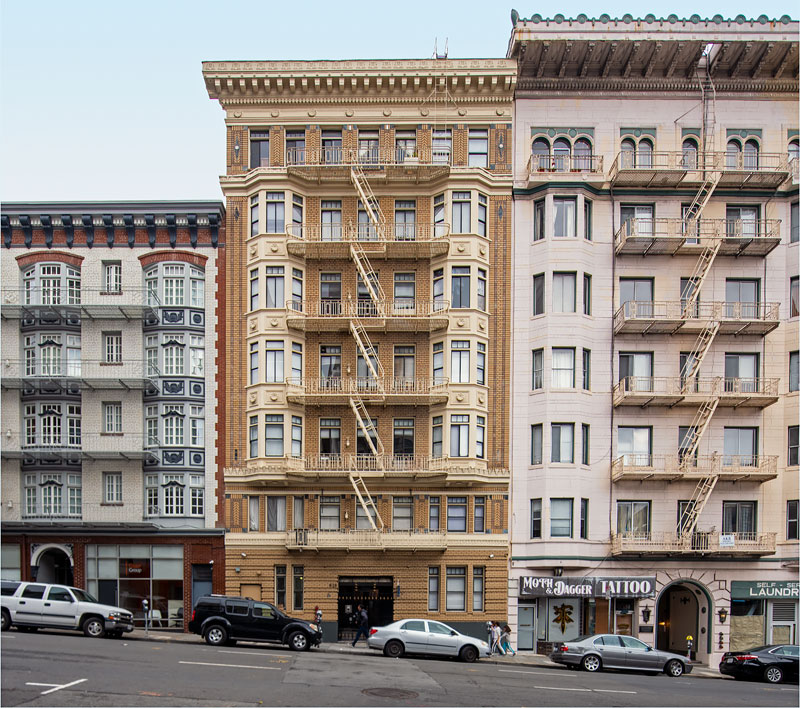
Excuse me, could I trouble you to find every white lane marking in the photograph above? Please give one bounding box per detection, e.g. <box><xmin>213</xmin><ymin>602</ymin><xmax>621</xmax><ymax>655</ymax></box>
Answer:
<box><xmin>25</xmin><ymin>678</ymin><xmax>88</xmax><ymax>695</ymax></box>
<box><xmin>595</xmin><ymin>689</ymin><xmax>638</xmax><ymax>694</ymax></box>
<box><xmin>532</xmin><ymin>685</ymin><xmax>592</xmax><ymax>692</ymax></box>
<box><xmin>179</xmin><ymin>660</ymin><xmax>281</xmax><ymax>671</ymax></box>
<box><xmin>217</xmin><ymin>650</ymin><xmax>290</xmax><ymax>658</ymax></box>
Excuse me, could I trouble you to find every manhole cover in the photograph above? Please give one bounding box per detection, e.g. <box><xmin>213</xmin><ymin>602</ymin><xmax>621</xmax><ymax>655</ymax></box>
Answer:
<box><xmin>362</xmin><ymin>688</ymin><xmax>419</xmax><ymax>700</ymax></box>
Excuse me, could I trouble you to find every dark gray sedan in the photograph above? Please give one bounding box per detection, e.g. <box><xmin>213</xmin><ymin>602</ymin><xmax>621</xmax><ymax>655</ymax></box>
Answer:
<box><xmin>549</xmin><ymin>634</ymin><xmax>693</xmax><ymax>676</ymax></box>
<box><xmin>367</xmin><ymin>618</ymin><xmax>491</xmax><ymax>662</ymax></box>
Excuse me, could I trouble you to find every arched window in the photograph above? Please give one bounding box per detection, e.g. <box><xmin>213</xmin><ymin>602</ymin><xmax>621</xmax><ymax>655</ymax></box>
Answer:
<box><xmin>638</xmin><ymin>139</ymin><xmax>653</xmax><ymax>169</ymax></box>
<box><xmin>532</xmin><ymin>138</ymin><xmax>550</xmax><ymax>171</ymax></box>
<box><xmin>726</xmin><ymin>139</ymin><xmax>742</xmax><ymax>169</ymax></box>
<box><xmin>789</xmin><ymin>139</ymin><xmax>800</xmax><ymax>164</ymax></box>
<box><xmin>743</xmin><ymin>139</ymin><xmax>759</xmax><ymax>169</ymax></box>
<box><xmin>553</xmin><ymin>138</ymin><xmax>571</xmax><ymax>172</ymax></box>
<box><xmin>681</xmin><ymin>138</ymin><xmax>698</xmax><ymax>170</ymax></box>
<box><xmin>620</xmin><ymin>138</ymin><xmax>636</xmax><ymax>169</ymax></box>
<box><xmin>574</xmin><ymin>138</ymin><xmax>592</xmax><ymax>171</ymax></box>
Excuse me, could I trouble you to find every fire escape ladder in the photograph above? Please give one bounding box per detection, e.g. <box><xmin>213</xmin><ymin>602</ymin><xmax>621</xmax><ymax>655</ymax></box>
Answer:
<box><xmin>678</xmin><ymin>473</ymin><xmax>720</xmax><ymax>543</ymax></box>
<box><xmin>351</xmin><ymin>163</ymin><xmax>386</xmax><ymax>237</ymax></box>
<box><xmin>349</xmin><ymin>397</ymin><xmax>385</xmax><ymax>531</ymax></box>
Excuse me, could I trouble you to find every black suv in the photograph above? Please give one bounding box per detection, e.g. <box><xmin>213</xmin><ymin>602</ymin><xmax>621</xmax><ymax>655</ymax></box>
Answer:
<box><xmin>188</xmin><ymin>595</ymin><xmax>322</xmax><ymax>651</ymax></box>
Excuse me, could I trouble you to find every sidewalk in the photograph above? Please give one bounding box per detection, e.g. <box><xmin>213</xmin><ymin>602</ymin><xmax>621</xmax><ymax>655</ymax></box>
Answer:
<box><xmin>140</xmin><ymin>630</ymin><xmax>723</xmax><ymax>680</ymax></box>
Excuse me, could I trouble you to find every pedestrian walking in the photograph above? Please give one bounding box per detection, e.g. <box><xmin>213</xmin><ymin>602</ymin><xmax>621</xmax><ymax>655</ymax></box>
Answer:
<box><xmin>490</xmin><ymin>621</ymin><xmax>505</xmax><ymax>655</ymax></box>
<box><xmin>351</xmin><ymin>604</ymin><xmax>370</xmax><ymax>646</ymax></box>
<box><xmin>500</xmin><ymin>624</ymin><xmax>516</xmax><ymax>656</ymax></box>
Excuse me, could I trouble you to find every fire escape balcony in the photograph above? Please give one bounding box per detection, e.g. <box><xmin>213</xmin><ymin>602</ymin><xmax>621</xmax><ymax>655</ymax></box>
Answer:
<box><xmin>1</xmin><ymin>359</ymin><xmax>159</xmax><ymax>392</ymax></box>
<box><xmin>610</xmin><ymin>151</ymin><xmax>698</xmax><ymax>187</ymax></box>
<box><xmin>611</xmin><ymin>453</ymin><xmax>778</xmax><ymax>483</ymax></box>
<box><xmin>285</xmin><ymin>222</ymin><xmax>450</xmax><ymax>259</ymax></box>
<box><xmin>614</xmin><ymin>218</ymin><xmax>781</xmax><ymax>257</ymax></box>
<box><xmin>1</xmin><ymin>433</ymin><xmax>159</xmax><ymax>462</ymax></box>
<box><xmin>613</xmin><ymin>300</ymin><xmax>780</xmax><ymax>336</ymax></box>
<box><xmin>283</xmin><ymin>147</ymin><xmax>451</xmax><ymax>184</ymax></box>
<box><xmin>714</xmin><ymin>152</ymin><xmax>790</xmax><ymax>189</ymax></box>
<box><xmin>285</xmin><ymin>377</ymin><xmax>449</xmax><ymax>405</ymax></box>
<box><xmin>613</xmin><ymin>376</ymin><xmax>779</xmax><ymax>409</ymax></box>
<box><xmin>611</xmin><ymin>531</ymin><xmax>777</xmax><ymax>556</ymax></box>
<box><xmin>0</xmin><ymin>287</ymin><xmax>159</xmax><ymax>321</ymax></box>
<box><xmin>285</xmin><ymin>300</ymin><xmax>449</xmax><ymax>332</ymax></box>
<box><xmin>526</xmin><ymin>153</ymin><xmax>604</xmax><ymax>186</ymax></box>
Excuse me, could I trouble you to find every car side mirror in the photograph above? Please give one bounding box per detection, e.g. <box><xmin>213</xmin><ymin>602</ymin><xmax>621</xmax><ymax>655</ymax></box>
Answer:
<box><xmin>646</xmin><ymin>646</ymin><xmax>653</xmax><ymax>651</ymax></box>
<box><xmin>450</xmin><ymin>630</ymin><xmax>457</xmax><ymax>636</ymax></box>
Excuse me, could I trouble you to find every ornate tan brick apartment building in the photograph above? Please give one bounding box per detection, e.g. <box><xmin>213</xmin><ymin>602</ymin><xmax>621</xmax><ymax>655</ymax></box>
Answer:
<box><xmin>203</xmin><ymin>59</ymin><xmax>515</xmax><ymax>638</ymax></box>
<box><xmin>507</xmin><ymin>13</ymin><xmax>798</xmax><ymax>664</ymax></box>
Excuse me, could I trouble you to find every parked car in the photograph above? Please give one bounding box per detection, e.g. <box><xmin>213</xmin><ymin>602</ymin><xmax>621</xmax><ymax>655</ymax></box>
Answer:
<box><xmin>549</xmin><ymin>633</ymin><xmax>693</xmax><ymax>676</ymax></box>
<box><xmin>719</xmin><ymin>644</ymin><xmax>799</xmax><ymax>684</ymax></box>
<box><xmin>187</xmin><ymin>595</ymin><xmax>321</xmax><ymax>651</ymax></box>
<box><xmin>367</xmin><ymin>618</ymin><xmax>491</xmax><ymax>662</ymax></box>
<box><xmin>0</xmin><ymin>580</ymin><xmax>134</xmax><ymax>638</ymax></box>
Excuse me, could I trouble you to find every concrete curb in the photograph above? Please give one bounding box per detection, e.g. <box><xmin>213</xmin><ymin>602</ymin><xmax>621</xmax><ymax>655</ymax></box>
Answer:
<box><xmin>138</xmin><ymin>631</ymin><xmax>725</xmax><ymax>680</ymax></box>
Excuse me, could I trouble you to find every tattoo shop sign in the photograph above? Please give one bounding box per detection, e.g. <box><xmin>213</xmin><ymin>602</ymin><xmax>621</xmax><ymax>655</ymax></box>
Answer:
<box><xmin>519</xmin><ymin>576</ymin><xmax>656</xmax><ymax>598</ymax></box>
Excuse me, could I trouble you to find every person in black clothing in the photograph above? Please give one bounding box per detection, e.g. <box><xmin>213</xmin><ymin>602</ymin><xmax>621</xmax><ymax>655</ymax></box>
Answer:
<box><xmin>351</xmin><ymin>604</ymin><xmax>369</xmax><ymax>646</ymax></box>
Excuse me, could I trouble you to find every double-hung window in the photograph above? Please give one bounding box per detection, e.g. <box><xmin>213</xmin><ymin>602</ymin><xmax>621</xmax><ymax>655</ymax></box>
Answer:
<box><xmin>446</xmin><ymin>567</ymin><xmax>466</xmax><ymax>611</ymax></box>
<box><xmin>291</xmin><ymin>416</ymin><xmax>302</xmax><ymax>458</ymax></box>
<box><xmin>468</xmin><ymin>129</ymin><xmax>488</xmax><ymax>167</ymax></box>
<box><xmin>476</xmin><ymin>342</ymin><xmax>486</xmax><ymax>385</ymax></box>
<box><xmin>447</xmin><ymin>497</ymin><xmax>467</xmax><ymax>532</ymax></box>
<box><xmin>264</xmin><ymin>415</ymin><xmax>284</xmax><ymax>457</ymax></box>
<box><xmin>451</xmin><ymin>341</ymin><xmax>470</xmax><ymax>383</ymax></box>
<box><xmin>249</xmin><ymin>416</ymin><xmax>258</xmax><ymax>458</ymax></box>
<box><xmin>450</xmin><ymin>416</ymin><xmax>469</xmax><ymax>457</ymax></box>
<box><xmin>428</xmin><ymin>568</ymin><xmax>440</xmax><ymax>611</ymax></box>
<box><xmin>553</xmin><ymin>198</ymin><xmax>576</xmax><ymax>237</ymax></box>
<box><xmin>451</xmin><ymin>267</ymin><xmax>470</xmax><ymax>308</ymax></box>
<box><xmin>250</xmin><ymin>130</ymin><xmax>269</xmax><ymax>168</ymax></box>
<box><xmin>452</xmin><ymin>192</ymin><xmax>471</xmax><ymax>234</ymax></box>
<box><xmin>582</xmin><ymin>349</ymin><xmax>591</xmax><ymax>390</ymax></box>
<box><xmin>264</xmin><ymin>192</ymin><xmax>284</xmax><ymax>234</ymax></box>
<box><xmin>249</xmin><ymin>342</ymin><xmax>259</xmax><ymax>384</ymax></box>
<box><xmin>250</xmin><ymin>195</ymin><xmax>260</xmax><ymax>237</ymax></box>
<box><xmin>319</xmin><ymin>496</ymin><xmax>340</xmax><ymax>529</ymax></box>
<box><xmin>432</xmin><ymin>342</ymin><xmax>444</xmax><ymax>383</ymax></box>
<box><xmin>265</xmin><ymin>267</ymin><xmax>284</xmax><ymax>309</ymax></box>
<box><xmin>433</xmin><ymin>268</ymin><xmax>445</xmax><ymax>310</ymax></box>
<box><xmin>321</xmin><ymin>200</ymin><xmax>342</xmax><ymax>241</ymax></box>
<box><xmin>285</xmin><ymin>130</ymin><xmax>305</xmax><ymax>164</ymax></box>
<box><xmin>551</xmin><ymin>423</ymin><xmax>574</xmax><ymax>463</ymax></box>
<box><xmin>250</xmin><ymin>269</ymin><xmax>259</xmax><ymax>310</ymax></box>
<box><xmin>265</xmin><ymin>341</ymin><xmax>284</xmax><ymax>383</ymax></box>
<box><xmin>267</xmin><ymin>496</ymin><xmax>287</xmax><ymax>531</ymax></box>
<box><xmin>433</xmin><ymin>195</ymin><xmax>446</xmax><ymax>237</ymax></box>
<box><xmin>393</xmin><ymin>418</ymin><xmax>414</xmax><ymax>456</ymax></box>
<box><xmin>104</xmin><ymin>332</ymin><xmax>122</xmax><ymax>364</ymax></box>
<box><xmin>163</xmin><ymin>405</ymin><xmax>184</xmax><ymax>446</ymax></box>
<box><xmin>395</xmin><ymin>200</ymin><xmax>416</xmax><ymax>241</ymax></box>
<box><xmin>432</xmin><ymin>417</ymin><xmax>443</xmax><ymax>458</ymax></box>
<box><xmin>477</xmin><ymin>269</ymin><xmax>487</xmax><ymax>311</ymax></box>
<box><xmin>476</xmin><ymin>417</ymin><xmax>486</xmax><ymax>459</ymax></box>
<box><xmin>477</xmin><ymin>194</ymin><xmax>487</xmax><ymax>237</ymax></box>
<box><xmin>104</xmin><ymin>472</ymin><xmax>122</xmax><ymax>504</ymax></box>
<box><xmin>550</xmin><ymin>498</ymin><xmax>573</xmax><ymax>537</ymax></box>
<box><xmin>617</xmin><ymin>426</ymin><xmax>652</xmax><ymax>466</ymax></box>
<box><xmin>394</xmin><ymin>272</ymin><xmax>415</xmax><ymax>310</ymax></box>
<box><xmin>103</xmin><ymin>262</ymin><xmax>122</xmax><ymax>293</ymax></box>
<box><xmin>103</xmin><ymin>402</ymin><xmax>122</xmax><ymax>433</ymax></box>
<box><xmin>789</xmin><ymin>426</ymin><xmax>799</xmax><ymax>466</ymax></box>
<box><xmin>392</xmin><ymin>497</ymin><xmax>413</xmax><ymax>530</ymax></box>
<box><xmin>551</xmin><ymin>348</ymin><xmax>575</xmax><ymax>388</ymax></box>
<box><xmin>552</xmin><ymin>273</ymin><xmax>576</xmax><ymax>313</ymax></box>
<box><xmin>531</xmin><ymin>424</ymin><xmax>543</xmax><ymax>465</ymax></box>
<box><xmin>531</xmin><ymin>499</ymin><xmax>542</xmax><ymax>538</ymax></box>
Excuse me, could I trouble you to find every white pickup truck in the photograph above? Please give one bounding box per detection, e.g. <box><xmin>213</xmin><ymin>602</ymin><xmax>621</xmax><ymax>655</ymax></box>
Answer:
<box><xmin>1</xmin><ymin>580</ymin><xmax>134</xmax><ymax>638</ymax></box>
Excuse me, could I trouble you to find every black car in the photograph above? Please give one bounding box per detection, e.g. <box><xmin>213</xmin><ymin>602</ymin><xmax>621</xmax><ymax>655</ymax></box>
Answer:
<box><xmin>719</xmin><ymin>644</ymin><xmax>799</xmax><ymax>684</ymax></box>
<box><xmin>188</xmin><ymin>595</ymin><xmax>322</xmax><ymax>651</ymax></box>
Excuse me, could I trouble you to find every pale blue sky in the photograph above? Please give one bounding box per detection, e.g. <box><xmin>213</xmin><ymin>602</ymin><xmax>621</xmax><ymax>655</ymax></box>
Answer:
<box><xmin>1</xmin><ymin>0</ymin><xmax>795</xmax><ymax>202</ymax></box>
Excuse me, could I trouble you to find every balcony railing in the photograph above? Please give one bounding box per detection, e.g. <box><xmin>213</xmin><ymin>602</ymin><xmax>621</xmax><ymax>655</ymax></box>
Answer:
<box><xmin>1</xmin><ymin>359</ymin><xmax>158</xmax><ymax>390</ymax></box>
<box><xmin>611</xmin><ymin>453</ymin><xmax>778</xmax><ymax>481</ymax></box>
<box><xmin>613</xmin><ymin>376</ymin><xmax>779</xmax><ymax>407</ymax></box>
<box><xmin>286</xmin><ymin>222</ymin><xmax>450</xmax><ymax>243</ymax></box>
<box><xmin>527</xmin><ymin>153</ymin><xmax>604</xmax><ymax>176</ymax></box>
<box><xmin>1</xmin><ymin>287</ymin><xmax>160</xmax><ymax>319</ymax></box>
<box><xmin>614</xmin><ymin>218</ymin><xmax>781</xmax><ymax>255</ymax></box>
<box><xmin>719</xmin><ymin>152</ymin><xmax>789</xmax><ymax>173</ymax></box>
<box><xmin>284</xmin><ymin>146</ymin><xmax>453</xmax><ymax>168</ymax></box>
<box><xmin>614</xmin><ymin>300</ymin><xmax>780</xmax><ymax>334</ymax></box>
<box><xmin>611</xmin><ymin>531</ymin><xmax>777</xmax><ymax>555</ymax></box>
<box><xmin>286</xmin><ymin>377</ymin><xmax>449</xmax><ymax>400</ymax></box>
<box><xmin>2</xmin><ymin>433</ymin><xmax>158</xmax><ymax>461</ymax></box>
<box><xmin>286</xmin><ymin>299</ymin><xmax>450</xmax><ymax>320</ymax></box>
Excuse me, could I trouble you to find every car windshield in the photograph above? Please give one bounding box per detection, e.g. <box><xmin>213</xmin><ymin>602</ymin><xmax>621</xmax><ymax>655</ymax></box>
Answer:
<box><xmin>70</xmin><ymin>588</ymin><xmax>98</xmax><ymax>603</ymax></box>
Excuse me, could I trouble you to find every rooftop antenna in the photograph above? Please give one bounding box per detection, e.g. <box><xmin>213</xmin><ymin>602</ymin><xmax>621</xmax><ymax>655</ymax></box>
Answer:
<box><xmin>433</xmin><ymin>38</ymin><xmax>448</xmax><ymax>59</ymax></box>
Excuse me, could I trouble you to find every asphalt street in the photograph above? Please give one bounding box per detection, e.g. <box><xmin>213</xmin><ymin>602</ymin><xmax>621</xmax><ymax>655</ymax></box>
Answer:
<box><xmin>1</xmin><ymin>630</ymin><xmax>797</xmax><ymax>707</ymax></box>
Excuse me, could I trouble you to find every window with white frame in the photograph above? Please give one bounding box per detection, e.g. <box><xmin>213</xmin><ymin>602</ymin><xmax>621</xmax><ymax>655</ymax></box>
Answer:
<box><xmin>392</xmin><ymin>496</ymin><xmax>413</xmax><ymax>530</ymax></box>
<box><xmin>23</xmin><ymin>263</ymin><xmax>81</xmax><ymax>305</ymax></box>
<box><xmin>394</xmin><ymin>272</ymin><xmax>415</xmax><ymax>309</ymax></box>
<box><xmin>265</xmin><ymin>267</ymin><xmax>285</xmax><ymax>309</ymax></box>
<box><xmin>319</xmin><ymin>496</ymin><xmax>340</xmax><ymax>530</ymax></box>
<box><xmin>433</xmin><ymin>268</ymin><xmax>445</xmax><ymax>309</ymax></box>
<box><xmin>265</xmin><ymin>415</ymin><xmax>284</xmax><ymax>457</ymax></box>
<box><xmin>190</xmin><ymin>268</ymin><xmax>204</xmax><ymax>307</ymax></box>
<box><xmin>446</xmin><ymin>567</ymin><xmax>466</xmax><ymax>610</ymax></box>
<box><xmin>190</xmin><ymin>335</ymin><xmax>204</xmax><ymax>376</ymax></box>
<box><xmin>452</xmin><ymin>192</ymin><xmax>471</xmax><ymax>233</ymax></box>
<box><xmin>190</xmin><ymin>405</ymin><xmax>204</xmax><ymax>446</ymax></box>
<box><xmin>551</xmin><ymin>423</ymin><xmax>574</xmax><ymax>463</ymax></box>
<box><xmin>145</xmin><ymin>405</ymin><xmax>158</xmax><ymax>446</ymax></box>
<box><xmin>450</xmin><ymin>416</ymin><xmax>469</xmax><ymax>457</ymax></box>
<box><xmin>103</xmin><ymin>472</ymin><xmax>122</xmax><ymax>504</ymax></box>
<box><xmin>432</xmin><ymin>416</ymin><xmax>443</xmax><ymax>458</ymax></box>
<box><xmin>451</xmin><ymin>341</ymin><xmax>470</xmax><ymax>383</ymax></box>
<box><xmin>468</xmin><ymin>129</ymin><xmax>488</xmax><ymax>167</ymax></box>
<box><xmin>23</xmin><ymin>472</ymin><xmax>82</xmax><ymax>518</ymax></box>
<box><xmin>191</xmin><ymin>475</ymin><xmax>204</xmax><ymax>516</ymax></box>
<box><xmin>146</xmin><ymin>335</ymin><xmax>158</xmax><ymax>376</ymax></box>
<box><xmin>145</xmin><ymin>474</ymin><xmax>159</xmax><ymax>516</ymax></box>
<box><xmin>292</xmin><ymin>268</ymin><xmax>303</xmax><ymax>310</ymax></box>
<box><xmin>472</xmin><ymin>567</ymin><xmax>484</xmax><ymax>611</ymax></box>
<box><xmin>250</xmin><ymin>195</ymin><xmax>260</xmax><ymax>237</ymax></box>
<box><xmin>476</xmin><ymin>417</ymin><xmax>486</xmax><ymax>459</ymax></box>
<box><xmin>291</xmin><ymin>342</ymin><xmax>302</xmax><ymax>381</ymax></box>
<box><xmin>552</xmin><ymin>273</ymin><xmax>576</xmax><ymax>313</ymax></box>
<box><xmin>162</xmin><ymin>265</ymin><xmax>185</xmax><ymax>305</ymax></box>
<box><xmin>265</xmin><ymin>192</ymin><xmax>285</xmax><ymax>233</ymax></box>
<box><xmin>103</xmin><ymin>402</ymin><xmax>122</xmax><ymax>433</ymax></box>
<box><xmin>477</xmin><ymin>342</ymin><xmax>486</xmax><ymax>385</ymax></box>
<box><xmin>103</xmin><ymin>262</ymin><xmax>122</xmax><ymax>293</ymax></box>
<box><xmin>553</xmin><ymin>198</ymin><xmax>577</xmax><ymax>237</ymax></box>
<box><xmin>477</xmin><ymin>194</ymin><xmax>487</xmax><ymax>237</ymax></box>
<box><xmin>550</xmin><ymin>498</ymin><xmax>573</xmax><ymax>537</ymax></box>
<box><xmin>428</xmin><ymin>567</ymin><xmax>440</xmax><ymax>611</ymax></box>
<box><xmin>477</xmin><ymin>269</ymin><xmax>487</xmax><ymax>311</ymax></box>
<box><xmin>433</xmin><ymin>342</ymin><xmax>444</xmax><ymax>383</ymax></box>
<box><xmin>394</xmin><ymin>200</ymin><xmax>416</xmax><ymax>240</ymax></box>
<box><xmin>163</xmin><ymin>474</ymin><xmax>185</xmax><ymax>516</ymax></box>
<box><xmin>250</xmin><ymin>341</ymin><xmax>259</xmax><ymax>384</ymax></box>
<box><xmin>163</xmin><ymin>405</ymin><xmax>185</xmax><ymax>446</ymax></box>
<box><xmin>265</xmin><ymin>341</ymin><xmax>284</xmax><ymax>383</ymax></box>
<box><xmin>447</xmin><ymin>497</ymin><xmax>467</xmax><ymax>531</ymax></box>
<box><xmin>249</xmin><ymin>415</ymin><xmax>258</xmax><ymax>458</ymax></box>
<box><xmin>145</xmin><ymin>263</ymin><xmax>204</xmax><ymax>309</ymax></box>
<box><xmin>250</xmin><ymin>268</ymin><xmax>259</xmax><ymax>310</ymax></box>
<box><xmin>291</xmin><ymin>416</ymin><xmax>302</xmax><ymax>457</ymax></box>
<box><xmin>103</xmin><ymin>332</ymin><xmax>122</xmax><ymax>363</ymax></box>
<box><xmin>163</xmin><ymin>334</ymin><xmax>185</xmax><ymax>375</ymax></box>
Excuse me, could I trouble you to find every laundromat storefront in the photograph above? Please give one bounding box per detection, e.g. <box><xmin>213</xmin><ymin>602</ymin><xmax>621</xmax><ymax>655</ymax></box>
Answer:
<box><xmin>730</xmin><ymin>580</ymin><xmax>799</xmax><ymax>650</ymax></box>
<box><xmin>518</xmin><ymin>576</ymin><xmax>656</xmax><ymax>653</ymax></box>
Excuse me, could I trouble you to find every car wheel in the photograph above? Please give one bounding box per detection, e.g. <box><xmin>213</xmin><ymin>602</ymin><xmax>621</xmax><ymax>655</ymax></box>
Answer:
<box><xmin>288</xmin><ymin>631</ymin><xmax>309</xmax><ymax>651</ymax></box>
<box><xmin>204</xmin><ymin>625</ymin><xmax>228</xmax><ymax>646</ymax></box>
<box><xmin>1</xmin><ymin>610</ymin><xmax>10</xmax><ymax>631</ymax></box>
<box><xmin>581</xmin><ymin>654</ymin><xmax>602</xmax><ymax>672</ymax></box>
<box><xmin>764</xmin><ymin>666</ymin><xmax>783</xmax><ymax>684</ymax></box>
<box><xmin>82</xmin><ymin>617</ymin><xmax>105</xmax><ymax>638</ymax></box>
<box><xmin>665</xmin><ymin>659</ymin><xmax>684</xmax><ymax>677</ymax></box>
<box><xmin>383</xmin><ymin>640</ymin><xmax>404</xmax><ymax>658</ymax></box>
<box><xmin>459</xmin><ymin>645</ymin><xmax>479</xmax><ymax>663</ymax></box>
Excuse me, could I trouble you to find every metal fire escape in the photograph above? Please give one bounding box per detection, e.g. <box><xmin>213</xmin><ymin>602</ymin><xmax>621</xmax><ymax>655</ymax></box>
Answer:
<box><xmin>677</xmin><ymin>54</ymin><xmax>724</xmax><ymax>541</ymax></box>
<box><xmin>347</xmin><ymin>163</ymin><xmax>387</xmax><ymax>530</ymax></box>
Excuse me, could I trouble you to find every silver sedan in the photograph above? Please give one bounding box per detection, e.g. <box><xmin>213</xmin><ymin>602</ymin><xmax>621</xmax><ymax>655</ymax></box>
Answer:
<box><xmin>367</xmin><ymin>618</ymin><xmax>491</xmax><ymax>662</ymax></box>
<box><xmin>549</xmin><ymin>634</ymin><xmax>693</xmax><ymax>676</ymax></box>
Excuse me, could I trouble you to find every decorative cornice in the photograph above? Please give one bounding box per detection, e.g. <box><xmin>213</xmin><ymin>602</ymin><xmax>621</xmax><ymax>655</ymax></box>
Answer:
<box><xmin>515</xmin><ymin>77</ymin><xmax>798</xmax><ymax>94</ymax></box>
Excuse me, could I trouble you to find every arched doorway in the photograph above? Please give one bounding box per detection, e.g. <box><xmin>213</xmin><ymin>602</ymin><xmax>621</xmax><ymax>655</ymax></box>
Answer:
<box><xmin>33</xmin><ymin>546</ymin><xmax>74</xmax><ymax>586</ymax></box>
<box><xmin>656</xmin><ymin>580</ymin><xmax>711</xmax><ymax>662</ymax></box>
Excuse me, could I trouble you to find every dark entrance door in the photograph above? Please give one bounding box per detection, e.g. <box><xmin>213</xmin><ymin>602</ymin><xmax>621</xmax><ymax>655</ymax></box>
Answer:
<box><xmin>35</xmin><ymin>549</ymin><xmax>73</xmax><ymax>586</ymax></box>
<box><xmin>337</xmin><ymin>576</ymin><xmax>393</xmax><ymax>641</ymax></box>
